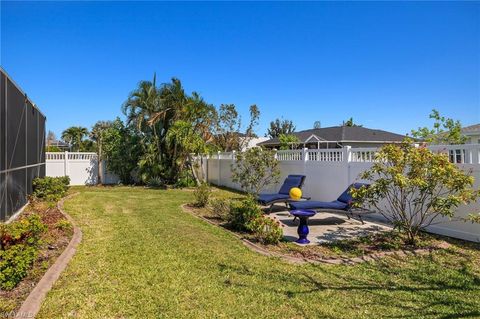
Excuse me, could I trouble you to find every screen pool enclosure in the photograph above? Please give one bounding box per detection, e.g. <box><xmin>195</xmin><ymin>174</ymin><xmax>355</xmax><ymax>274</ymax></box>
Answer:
<box><xmin>0</xmin><ymin>68</ymin><xmax>46</xmax><ymax>221</ymax></box>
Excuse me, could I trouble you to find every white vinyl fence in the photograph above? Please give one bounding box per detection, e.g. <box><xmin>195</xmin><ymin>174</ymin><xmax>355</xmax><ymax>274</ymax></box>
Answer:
<box><xmin>46</xmin><ymin>152</ymin><xmax>120</xmax><ymax>185</ymax></box>
<box><xmin>195</xmin><ymin>145</ymin><xmax>480</xmax><ymax>242</ymax></box>
<box><xmin>46</xmin><ymin>152</ymin><xmax>98</xmax><ymax>185</ymax></box>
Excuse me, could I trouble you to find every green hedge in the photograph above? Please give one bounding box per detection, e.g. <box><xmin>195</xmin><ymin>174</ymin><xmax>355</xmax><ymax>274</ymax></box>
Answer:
<box><xmin>32</xmin><ymin>176</ymin><xmax>70</xmax><ymax>202</ymax></box>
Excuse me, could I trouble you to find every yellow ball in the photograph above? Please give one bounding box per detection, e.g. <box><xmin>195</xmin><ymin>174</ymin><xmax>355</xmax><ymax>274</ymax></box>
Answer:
<box><xmin>289</xmin><ymin>187</ymin><xmax>302</xmax><ymax>200</ymax></box>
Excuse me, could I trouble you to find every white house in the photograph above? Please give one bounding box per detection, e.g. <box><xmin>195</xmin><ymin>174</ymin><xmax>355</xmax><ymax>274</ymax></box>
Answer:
<box><xmin>462</xmin><ymin>124</ymin><xmax>480</xmax><ymax>144</ymax></box>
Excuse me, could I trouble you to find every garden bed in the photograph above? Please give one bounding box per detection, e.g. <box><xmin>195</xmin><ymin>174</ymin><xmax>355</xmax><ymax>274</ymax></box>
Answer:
<box><xmin>0</xmin><ymin>200</ymin><xmax>73</xmax><ymax>316</ymax></box>
<box><xmin>185</xmin><ymin>187</ymin><xmax>464</xmax><ymax>264</ymax></box>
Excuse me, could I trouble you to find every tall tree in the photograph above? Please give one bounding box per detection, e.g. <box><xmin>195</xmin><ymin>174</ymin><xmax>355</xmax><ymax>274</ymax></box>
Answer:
<box><xmin>90</xmin><ymin>121</ymin><xmax>113</xmax><ymax>156</ymax></box>
<box><xmin>61</xmin><ymin>126</ymin><xmax>88</xmax><ymax>151</ymax></box>
<box><xmin>120</xmin><ymin>74</ymin><xmax>259</xmax><ymax>184</ymax></box>
<box><xmin>266</xmin><ymin>118</ymin><xmax>295</xmax><ymax>138</ymax></box>
<box><xmin>122</xmin><ymin>75</ymin><xmax>218</xmax><ymax>183</ymax></box>
<box><xmin>152</xmin><ymin>78</ymin><xmax>217</xmax><ymax>181</ymax></box>
<box><xmin>91</xmin><ymin>121</ymin><xmax>113</xmax><ymax>184</ymax></box>
<box><xmin>122</xmin><ymin>74</ymin><xmax>167</xmax><ymax>181</ymax></box>
<box><xmin>411</xmin><ymin>109</ymin><xmax>466</xmax><ymax>144</ymax></box>
<box><xmin>213</xmin><ymin>104</ymin><xmax>260</xmax><ymax>151</ymax></box>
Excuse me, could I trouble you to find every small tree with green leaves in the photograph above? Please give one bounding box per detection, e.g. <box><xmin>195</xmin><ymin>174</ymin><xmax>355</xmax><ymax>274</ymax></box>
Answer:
<box><xmin>267</xmin><ymin>118</ymin><xmax>296</xmax><ymax>138</ymax></box>
<box><xmin>231</xmin><ymin>147</ymin><xmax>280</xmax><ymax>196</ymax></box>
<box><xmin>351</xmin><ymin>141</ymin><xmax>480</xmax><ymax>245</ymax></box>
<box><xmin>279</xmin><ymin>134</ymin><xmax>300</xmax><ymax>150</ymax></box>
<box><xmin>411</xmin><ymin>109</ymin><xmax>467</xmax><ymax>144</ymax></box>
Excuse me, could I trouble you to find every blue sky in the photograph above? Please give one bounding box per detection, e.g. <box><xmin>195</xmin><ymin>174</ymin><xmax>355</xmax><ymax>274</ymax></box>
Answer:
<box><xmin>1</xmin><ymin>1</ymin><xmax>479</xmax><ymax>137</ymax></box>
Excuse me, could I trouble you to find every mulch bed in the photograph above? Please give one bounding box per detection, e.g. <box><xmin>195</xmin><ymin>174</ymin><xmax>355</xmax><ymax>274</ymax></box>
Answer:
<box><xmin>0</xmin><ymin>201</ymin><xmax>73</xmax><ymax>317</ymax></box>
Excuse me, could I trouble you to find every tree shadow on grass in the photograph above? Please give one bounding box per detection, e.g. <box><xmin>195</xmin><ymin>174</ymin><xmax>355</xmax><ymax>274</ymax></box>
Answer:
<box><xmin>216</xmin><ymin>250</ymin><xmax>480</xmax><ymax>318</ymax></box>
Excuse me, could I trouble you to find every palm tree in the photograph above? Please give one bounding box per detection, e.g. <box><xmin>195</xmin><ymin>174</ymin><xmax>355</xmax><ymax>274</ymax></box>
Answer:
<box><xmin>90</xmin><ymin>121</ymin><xmax>113</xmax><ymax>184</ymax></box>
<box><xmin>61</xmin><ymin>126</ymin><xmax>88</xmax><ymax>151</ymax></box>
<box><xmin>155</xmin><ymin>79</ymin><xmax>217</xmax><ymax>182</ymax></box>
<box><xmin>90</xmin><ymin>121</ymin><xmax>112</xmax><ymax>156</ymax></box>
<box><xmin>121</xmin><ymin>75</ymin><xmax>217</xmax><ymax>183</ymax></box>
<box><xmin>122</xmin><ymin>75</ymin><xmax>164</xmax><ymax>163</ymax></box>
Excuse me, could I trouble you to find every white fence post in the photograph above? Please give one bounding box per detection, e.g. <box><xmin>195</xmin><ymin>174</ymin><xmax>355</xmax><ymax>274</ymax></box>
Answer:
<box><xmin>217</xmin><ymin>151</ymin><xmax>221</xmax><ymax>186</ymax></box>
<box><xmin>344</xmin><ymin>146</ymin><xmax>352</xmax><ymax>185</ymax></box>
<box><xmin>303</xmin><ymin>148</ymin><xmax>308</xmax><ymax>162</ymax></box>
<box><xmin>473</xmin><ymin>148</ymin><xmax>480</xmax><ymax>164</ymax></box>
<box><xmin>205</xmin><ymin>155</ymin><xmax>209</xmax><ymax>182</ymax></box>
<box><xmin>303</xmin><ymin>147</ymin><xmax>308</xmax><ymax>177</ymax></box>
<box><xmin>64</xmin><ymin>151</ymin><xmax>69</xmax><ymax>177</ymax></box>
<box><xmin>344</xmin><ymin>146</ymin><xmax>352</xmax><ymax>163</ymax></box>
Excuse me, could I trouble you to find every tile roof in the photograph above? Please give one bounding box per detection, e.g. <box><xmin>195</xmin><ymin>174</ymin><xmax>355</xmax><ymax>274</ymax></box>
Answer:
<box><xmin>461</xmin><ymin>124</ymin><xmax>480</xmax><ymax>134</ymax></box>
<box><xmin>259</xmin><ymin>126</ymin><xmax>406</xmax><ymax>145</ymax></box>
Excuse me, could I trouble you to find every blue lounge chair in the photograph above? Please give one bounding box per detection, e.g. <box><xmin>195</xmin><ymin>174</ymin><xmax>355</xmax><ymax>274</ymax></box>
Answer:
<box><xmin>289</xmin><ymin>183</ymin><xmax>372</xmax><ymax>224</ymax></box>
<box><xmin>257</xmin><ymin>175</ymin><xmax>309</xmax><ymax>212</ymax></box>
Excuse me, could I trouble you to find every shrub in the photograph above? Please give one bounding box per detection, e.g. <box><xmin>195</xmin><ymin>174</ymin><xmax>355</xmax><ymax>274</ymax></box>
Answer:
<box><xmin>227</xmin><ymin>196</ymin><xmax>263</xmax><ymax>231</ymax></box>
<box><xmin>249</xmin><ymin>216</ymin><xmax>283</xmax><ymax>245</ymax></box>
<box><xmin>0</xmin><ymin>214</ymin><xmax>46</xmax><ymax>290</ymax></box>
<box><xmin>193</xmin><ymin>183</ymin><xmax>211</xmax><ymax>207</ymax></box>
<box><xmin>351</xmin><ymin>141</ymin><xmax>480</xmax><ymax>245</ymax></box>
<box><xmin>147</xmin><ymin>176</ymin><xmax>165</xmax><ymax>188</ymax></box>
<box><xmin>231</xmin><ymin>147</ymin><xmax>280</xmax><ymax>196</ymax></box>
<box><xmin>208</xmin><ymin>198</ymin><xmax>231</xmax><ymax>220</ymax></box>
<box><xmin>174</xmin><ymin>170</ymin><xmax>196</xmax><ymax>188</ymax></box>
<box><xmin>0</xmin><ymin>244</ymin><xmax>37</xmax><ymax>290</ymax></box>
<box><xmin>0</xmin><ymin>214</ymin><xmax>46</xmax><ymax>249</ymax></box>
<box><xmin>54</xmin><ymin>219</ymin><xmax>73</xmax><ymax>232</ymax></box>
<box><xmin>32</xmin><ymin>176</ymin><xmax>70</xmax><ymax>202</ymax></box>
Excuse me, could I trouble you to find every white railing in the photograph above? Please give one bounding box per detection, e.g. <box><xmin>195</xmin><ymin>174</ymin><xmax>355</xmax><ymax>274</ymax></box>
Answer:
<box><xmin>47</xmin><ymin>152</ymin><xmax>97</xmax><ymax>161</ymax></box>
<box><xmin>46</xmin><ymin>152</ymin><xmax>65</xmax><ymax>160</ymax></box>
<box><xmin>276</xmin><ymin>150</ymin><xmax>303</xmax><ymax>161</ymax></box>
<box><xmin>200</xmin><ymin>144</ymin><xmax>480</xmax><ymax>242</ymax></box>
<box><xmin>68</xmin><ymin>152</ymin><xmax>97</xmax><ymax>160</ymax></box>
<box><xmin>350</xmin><ymin>148</ymin><xmax>377</xmax><ymax>162</ymax></box>
<box><xmin>429</xmin><ymin>144</ymin><xmax>480</xmax><ymax>164</ymax></box>
<box><xmin>204</xmin><ymin>144</ymin><xmax>480</xmax><ymax>165</ymax></box>
<box><xmin>307</xmin><ymin>149</ymin><xmax>343</xmax><ymax>162</ymax></box>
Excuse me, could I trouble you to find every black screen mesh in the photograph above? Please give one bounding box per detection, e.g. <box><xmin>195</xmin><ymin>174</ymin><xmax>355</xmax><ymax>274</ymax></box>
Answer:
<box><xmin>0</xmin><ymin>69</ymin><xmax>46</xmax><ymax>221</ymax></box>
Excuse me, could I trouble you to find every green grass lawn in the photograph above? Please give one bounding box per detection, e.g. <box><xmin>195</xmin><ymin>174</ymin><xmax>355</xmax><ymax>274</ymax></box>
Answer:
<box><xmin>38</xmin><ymin>187</ymin><xmax>480</xmax><ymax>318</ymax></box>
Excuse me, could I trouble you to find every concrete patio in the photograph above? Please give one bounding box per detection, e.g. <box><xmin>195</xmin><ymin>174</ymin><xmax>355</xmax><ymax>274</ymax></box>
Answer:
<box><xmin>269</xmin><ymin>209</ymin><xmax>392</xmax><ymax>245</ymax></box>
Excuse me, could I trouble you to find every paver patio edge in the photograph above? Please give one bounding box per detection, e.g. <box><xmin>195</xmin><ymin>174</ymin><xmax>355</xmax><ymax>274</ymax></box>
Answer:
<box><xmin>15</xmin><ymin>192</ymin><xmax>82</xmax><ymax>319</ymax></box>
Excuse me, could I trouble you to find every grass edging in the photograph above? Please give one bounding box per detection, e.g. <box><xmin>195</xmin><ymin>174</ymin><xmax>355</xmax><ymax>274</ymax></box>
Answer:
<box><xmin>181</xmin><ymin>203</ymin><xmax>434</xmax><ymax>265</ymax></box>
<box><xmin>15</xmin><ymin>192</ymin><xmax>82</xmax><ymax>319</ymax></box>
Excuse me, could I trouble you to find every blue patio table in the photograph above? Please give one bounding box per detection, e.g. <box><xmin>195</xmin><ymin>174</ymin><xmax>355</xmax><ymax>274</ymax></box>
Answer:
<box><xmin>290</xmin><ymin>209</ymin><xmax>317</xmax><ymax>244</ymax></box>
